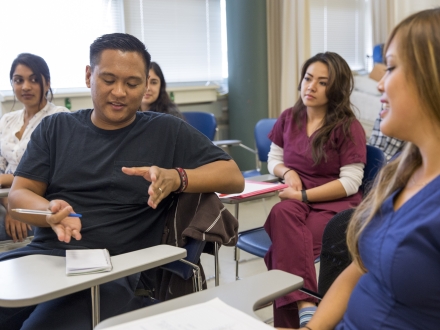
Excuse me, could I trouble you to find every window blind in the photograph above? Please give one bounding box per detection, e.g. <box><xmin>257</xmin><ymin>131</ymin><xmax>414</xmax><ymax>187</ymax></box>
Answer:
<box><xmin>124</xmin><ymin>0</ymin><xmax>223</xmax><ymax>83</ymax></box>
<box><xmin>310</xmin><ymin>0</ymin><xmax>370</xmax><ymax>70</ymax></box>
<box><xmin>0</xmin><ymin>0</ymin><xmax>124</xmax><ymax>90</ymax></box>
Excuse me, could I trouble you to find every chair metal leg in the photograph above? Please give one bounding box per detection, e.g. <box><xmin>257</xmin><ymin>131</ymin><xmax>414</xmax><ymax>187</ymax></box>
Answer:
<box><xmin>233</xmin><ymin>205</ymin><xmax>239</xmax><ymax>282</ymax></box>
<box><xmin>194</xmin><ymin>267</ymin><xmax>203</xmax><ymax>292</ymax></box>
<box><xmin>190</xmin><ymin>271</ymin><xmax>197</xmax><ymax>291</ymax></box>
<box><xmin>91</xmin><ymin>285</ymin><xmax>100</xmax><ymax>328</ymax></box>
<box><xmin>178</xmin><ymin>259</ymin><xmax>203</xmax><ymax>292</ymax></box>
<box><xmin>234</xmin><ymin>246</ymin><xmax>240</xmax><ymax>280</ymax></box>
<box><xmin>214</xmin><ymin>242</ymin><xmax>220</xmax><ymax>286</ymax></box>
<box><xmin>234</xmin><ymin>246</ymin><xmax>262</xmax><ymax>280</ymax></box>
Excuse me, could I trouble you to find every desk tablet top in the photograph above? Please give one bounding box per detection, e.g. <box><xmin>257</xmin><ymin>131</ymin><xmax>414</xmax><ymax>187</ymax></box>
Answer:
<box><xmin>0</xmin><ymin>188</ymin><xmax>10</xmax><ymax>197</ymax></box>
<box><xmin>95</xmin><ymin>270</ymin><xmax>304</xmax><ymax>329</ymax></box>
<box><xmin>0</xmin><ymin>245</ymin><xmax>186</xmax><ymax>308</ymax></box>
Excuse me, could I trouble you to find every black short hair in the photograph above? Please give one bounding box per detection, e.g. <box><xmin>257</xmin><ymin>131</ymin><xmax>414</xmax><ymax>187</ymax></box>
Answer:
<box><xmin>90</xmin><ymin>33</ymin><xmax>151</xmax><ymax>74</ymax></box>
<box><xmin>10</xmin><ymin>53</ymin><xmax>53</xmax><ymax>105</ymax></box>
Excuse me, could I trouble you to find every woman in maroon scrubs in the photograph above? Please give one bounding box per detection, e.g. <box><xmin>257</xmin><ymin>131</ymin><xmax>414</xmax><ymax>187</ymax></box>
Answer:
<box><xmin>264</xmin><ymin>52</ymin><xmax>366</xmax><ymax>328</ymax></box>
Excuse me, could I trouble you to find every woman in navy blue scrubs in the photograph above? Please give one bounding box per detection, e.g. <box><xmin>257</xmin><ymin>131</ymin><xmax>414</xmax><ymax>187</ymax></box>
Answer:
<box><xmin>280</xmin><ymin>8</ymin><xmax>440</xmax><ymax>330</ymax></box>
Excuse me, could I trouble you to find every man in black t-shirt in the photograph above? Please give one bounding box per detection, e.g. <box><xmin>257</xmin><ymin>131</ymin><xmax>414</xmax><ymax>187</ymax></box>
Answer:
<box><xmin>0</xmin><ymin>33</ymin><xmax>244</xmax><ymax>329</ymax></box>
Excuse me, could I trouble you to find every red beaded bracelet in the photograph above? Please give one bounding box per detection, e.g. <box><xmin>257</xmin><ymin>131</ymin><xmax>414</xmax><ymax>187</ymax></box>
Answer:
<box><xmin>174</xmin><ymin>167</ymin><xmax>188</xmax><ymax>193</ymax></box>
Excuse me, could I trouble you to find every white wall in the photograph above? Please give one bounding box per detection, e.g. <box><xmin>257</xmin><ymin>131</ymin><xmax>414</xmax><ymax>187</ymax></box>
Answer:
<box><xmin>1</xmin><ymin>86</ymin><xmax>219</xmax><ymax>114</ymax></box>
<box><xmin>0</xmin><ymin>86</ymin><xmax>230</xmax><ymax>139</ymax></box>
<box><xmin>393</xmin><ymin>0</ymin><xmax>440</xmax><ymax>22</ymax></box>
<box><xmin>0</xmin><ymin>94</ymin><xmax>93</xmax><ymax>114</ymax></box>
<box><xmin>388</xmin><ymin>0</ymin><xmax>440</xmax><ymax>32</ymax></box>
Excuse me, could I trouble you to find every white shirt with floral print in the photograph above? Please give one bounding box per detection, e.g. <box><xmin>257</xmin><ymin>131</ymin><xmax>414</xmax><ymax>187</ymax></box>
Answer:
<box><xmin>0</xmin><ymin>102</ymin><xmax>69</xmax><ymax>174</ymax></box>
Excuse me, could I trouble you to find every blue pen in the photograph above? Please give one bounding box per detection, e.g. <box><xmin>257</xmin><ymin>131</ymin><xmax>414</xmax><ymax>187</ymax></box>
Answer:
<box><xmin>12</xmin><ymin>209</ymin><xmax>82</xmax><ymax>218</ymax></box>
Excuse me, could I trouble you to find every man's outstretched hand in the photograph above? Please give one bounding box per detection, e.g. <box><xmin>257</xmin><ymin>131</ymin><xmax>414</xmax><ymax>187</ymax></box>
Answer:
<box><xmin>122</xmin><ymin>166</ymin><xmax>180</xmax><ymax>209</ymax></box>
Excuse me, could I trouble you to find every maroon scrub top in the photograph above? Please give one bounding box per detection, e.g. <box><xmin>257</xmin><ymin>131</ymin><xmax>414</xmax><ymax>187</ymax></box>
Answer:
<box><xmin>268</xmin><ymin>108</ymin><xmax>367</xmax><ymax>213</ymax></box>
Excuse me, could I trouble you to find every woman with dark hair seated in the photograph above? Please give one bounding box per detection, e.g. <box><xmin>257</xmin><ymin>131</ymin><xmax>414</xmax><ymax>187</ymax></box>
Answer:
<box><xmin>265</xmin><ymin>52</ymin><xmax>366</xmax><ymax>328</ymax></box>
<box><xmin>141</xmin><ymin>61</ymin><xmax>184</xmax><ymax>119</ymax></box>
<box><xmin>0</xmin><ymin>53</ymin><xmax>69</xmax><ymax>242</ymax></box>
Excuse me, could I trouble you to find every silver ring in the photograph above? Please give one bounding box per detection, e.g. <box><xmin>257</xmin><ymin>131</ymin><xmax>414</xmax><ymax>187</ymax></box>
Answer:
<box><xmin>158</xmin><ymin>187</ymin><xmax>163</xmax><ymax>194</ymax></box>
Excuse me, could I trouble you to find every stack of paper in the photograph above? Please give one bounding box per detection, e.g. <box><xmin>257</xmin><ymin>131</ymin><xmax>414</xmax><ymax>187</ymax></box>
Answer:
<box><xmin>103</xmin><ymin>298</ymin><xmax>273</xmax><ymax>329</ymax></box>
<box><xmin>65</xmin><ymin>249</ymin><xmax>113</xmax><ymax>276</ymax></box>
<box><xmin>218</xmin><ymin>180</ymin><xmax>288</xmax><ymax>199</ymax></box>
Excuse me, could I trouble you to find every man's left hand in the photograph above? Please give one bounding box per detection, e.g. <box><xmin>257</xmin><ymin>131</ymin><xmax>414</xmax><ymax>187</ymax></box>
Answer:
<box><xmin>122</xmin><ymin>166</ymin><xmax>180</xmax><ymax>209</ymax></box>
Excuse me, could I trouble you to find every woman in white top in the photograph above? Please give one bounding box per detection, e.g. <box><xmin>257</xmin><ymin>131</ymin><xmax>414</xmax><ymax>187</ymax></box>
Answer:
<box><xmin>0</xmin><ymin>53</ymin><xmax>69</xmax><ymax>242</ymax></box>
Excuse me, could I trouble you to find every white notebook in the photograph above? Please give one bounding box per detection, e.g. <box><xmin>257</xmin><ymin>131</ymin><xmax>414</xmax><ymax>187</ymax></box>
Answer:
<box><xmin>65</xmin><ymin>249</ymin><xmax>113</xmax><ymax>276</ymax></box>
<box><xmin>102</xmin><ymin>298</ymin><xmax>273</xmax><ymax>329</ymax></box>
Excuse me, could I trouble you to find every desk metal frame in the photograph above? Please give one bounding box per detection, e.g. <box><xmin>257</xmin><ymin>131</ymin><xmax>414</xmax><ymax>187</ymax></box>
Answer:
<box><xmin>220</xmin><ymin>184</ymin><xmax>278</xmax><ymax>284</ymax></box>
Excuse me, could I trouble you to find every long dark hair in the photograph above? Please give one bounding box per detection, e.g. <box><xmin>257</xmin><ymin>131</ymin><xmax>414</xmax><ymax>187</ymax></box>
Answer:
<box><xmin>10</xmin><ymin>53</ymin><xmax>53</xmax><ymax>108</ymax></box>
<box><xmin>292</xmin><ymin>52</ymin><xmax>357</xmax><ymax>164</ymax></box>
<box><xmin>148</xmin><ymin>62</ymin><xmax>184</xmax><ymax>119</ymax></box>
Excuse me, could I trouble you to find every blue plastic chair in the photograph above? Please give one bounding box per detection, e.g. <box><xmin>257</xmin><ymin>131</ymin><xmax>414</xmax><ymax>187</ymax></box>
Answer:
<box><xmin>160</xmin><ymin>238</ymin><xmax>209</xmax><ymax>292</ymax></box>
<box><xmin>234</xmin><ymin>145</ymin><xmax>386</xmax><ymax>281</ymax></box>
<box><xmin>373</xmin><ymin>44</ymin><xmax>384</xmax><ymax>64</ymax></box>
<box><xmin>362</xmin><ymin>144</ymin><xmax>386</xmax><ymax>195</ymax></box>
<box><xmin>208</xmin><ymin>118</ymin><xmax>277</xmax><ymax>178</ymax></box>
<box><xmin>183</xmin><ymin>112</ymin><xmax>217</xmax><ymax>140</ymax></box>
<box><xmin>242</xmin><ymin>118</ymin><xmax>277</xmax><ymax>178</ymax></box>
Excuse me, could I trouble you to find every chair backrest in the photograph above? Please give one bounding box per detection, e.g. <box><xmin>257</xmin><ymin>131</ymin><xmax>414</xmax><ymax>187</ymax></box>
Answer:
<box><xmin>372</xmin><ymin>43</ymin><xmax>384</xmax><ymax>64</ymax></box>
<box><xmin>254</xmin><ymin>118</ymin><xmax>277</xmax><ymax>162</ymax></box>
<box><xmin>183</xmin><ymin>112</ymin><xmax>217</xmax><ymax>140</ymax></box>
<box><xmin>160</xmin><ymin>238</ymin><xmax>207</xmax><ymax>281</ymax></box>
<box><xmin>362</xmin><ymin>145</ymin><xmax>387</xmax><ymax>194</ymax></box>
<box><xmin>303</xmin><ymin>146</ymin><xmax>386</xmax><ymax>299</ymax></box>
<box><xmin>318</xmin><ymin>208</ymin><xmax>355</xmax><ymax>296</ymax></box>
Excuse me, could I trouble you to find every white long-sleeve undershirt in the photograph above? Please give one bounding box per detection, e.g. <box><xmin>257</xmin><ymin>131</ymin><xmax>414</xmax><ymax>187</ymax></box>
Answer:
<box><xmin>267</xmin><ymin>142</ymin><xmax>364</xmax><ymax>196</ymax></box>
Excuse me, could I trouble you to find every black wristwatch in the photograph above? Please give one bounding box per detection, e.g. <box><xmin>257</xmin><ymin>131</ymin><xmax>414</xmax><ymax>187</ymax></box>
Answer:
<box><xmin>301</xmin><ymin>189</ymin><xmax>309</xmax><ymax>204</ymax></box>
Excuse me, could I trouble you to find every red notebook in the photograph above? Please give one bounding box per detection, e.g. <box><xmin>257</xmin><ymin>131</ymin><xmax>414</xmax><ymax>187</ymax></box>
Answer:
<box><xmin>218</xmin><ymin>181</ymin><xmax>288</xmax><ymax>199</ymax></box>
